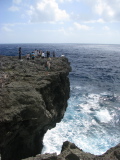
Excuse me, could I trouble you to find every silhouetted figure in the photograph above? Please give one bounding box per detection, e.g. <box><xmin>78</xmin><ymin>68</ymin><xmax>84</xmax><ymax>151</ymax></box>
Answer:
<box><xmin>53</xmin><ymin>51</ymin><xmax>55</xmax><ymax>57</ymax></box>
<box><xmin>46</xmin><ymin>51</ymin><xmax>50</xmax><ymax>58</ymax></box>
<box><xmin>19</xmin><ymin>47</ymin><xmax>22</xmax><ymax>59</ymax></box>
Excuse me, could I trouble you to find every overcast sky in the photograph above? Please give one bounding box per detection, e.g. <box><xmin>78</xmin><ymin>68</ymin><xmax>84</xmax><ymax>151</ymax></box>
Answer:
<box><xmin>0</xmin><ymin>0</ymin><xmax>120</xmax><ymax>44</ymax></box>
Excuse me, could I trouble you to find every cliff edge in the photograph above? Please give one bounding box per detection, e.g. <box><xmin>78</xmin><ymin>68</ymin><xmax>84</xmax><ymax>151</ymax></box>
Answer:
<box><xmin>0</xmin><ymin>56</ymin><xmax>71</xmax><ymax>160</ymax></box>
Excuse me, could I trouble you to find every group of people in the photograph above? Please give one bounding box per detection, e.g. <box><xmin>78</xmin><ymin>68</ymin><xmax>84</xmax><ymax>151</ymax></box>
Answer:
<box><xmin>25</xmin><ymin>49</ymin><xmax>56</xmax><ymax>60</ymax></box>
<box><xmin>18</xmin><ymin>47</ymin><xmax>55</xmax><ymax>71</ymax></box>
<box><xmin>19</xmin><ymin>48</ymin><xmax>56</xmax><ymax>60</ymax></box>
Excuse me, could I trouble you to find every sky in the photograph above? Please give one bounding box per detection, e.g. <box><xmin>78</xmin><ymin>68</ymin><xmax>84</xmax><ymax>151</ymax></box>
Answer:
<box><xmin>0</xmin><ymin>0</ymin><xmax>120</xmax><ymax>44</ymax></box>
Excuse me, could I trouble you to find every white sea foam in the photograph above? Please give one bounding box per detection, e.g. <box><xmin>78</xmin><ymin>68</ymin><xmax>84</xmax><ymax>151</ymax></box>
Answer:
<box><xmin>95</xmin><ymin>109</ymin><xmax>112</xmax><ymax>123</ymax></box>
<box><xmin>42</xmin><ymin>88</ymin><xmax>120</xmax><ymax>155</ymax></box>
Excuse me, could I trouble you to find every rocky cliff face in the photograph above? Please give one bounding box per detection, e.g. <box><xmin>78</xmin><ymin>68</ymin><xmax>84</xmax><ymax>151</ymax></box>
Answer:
<box><xmin>0</xmin><ymin>56</ymin><xmax>71</xmax><ymax>160</ymax></box>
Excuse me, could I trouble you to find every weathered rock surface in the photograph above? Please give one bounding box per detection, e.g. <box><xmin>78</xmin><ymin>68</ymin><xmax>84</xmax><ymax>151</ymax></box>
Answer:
<box><xmin>23</xmin><ymin>141</ymin><xmax>120</xmax><ymax>160</ymax></box>
<box><xmin>0</xmin><ymin>56</ymin><xmax>71</xmax><ymax>160</ymax></box>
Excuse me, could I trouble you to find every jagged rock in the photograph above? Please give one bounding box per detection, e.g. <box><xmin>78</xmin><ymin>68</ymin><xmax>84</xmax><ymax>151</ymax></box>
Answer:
<box><xmin>23</xmin><ymin>141</ymin><xmax>120</xmax><ymax>160</ymax></box>
<box><xmin>59</xmin><ymin>141</ymin><xmax>95</xmax><ymax>160</ymax></box>
<box><xmin>0</xmin><ymin>56</ymin><xmax>71</xmax><ymax>160</ymax></box>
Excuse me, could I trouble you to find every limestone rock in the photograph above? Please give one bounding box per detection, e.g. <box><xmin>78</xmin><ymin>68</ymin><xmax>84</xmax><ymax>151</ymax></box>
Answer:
<box><xmin>0</xmin><ymin>56</ymin><xmax>71</xmax><ymax>160</ymax></box>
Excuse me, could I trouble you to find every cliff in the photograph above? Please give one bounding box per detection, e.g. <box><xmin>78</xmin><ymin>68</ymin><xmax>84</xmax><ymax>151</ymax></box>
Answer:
<box><xmin>0</xmin><ymin>56</ymin><xmax>71</xmax><ymax>160</ymax></box>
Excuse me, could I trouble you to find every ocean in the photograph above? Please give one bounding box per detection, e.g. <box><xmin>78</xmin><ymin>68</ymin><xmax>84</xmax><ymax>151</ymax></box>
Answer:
<box><xmin>0</xmin><ymin>43</ymin><xmax>120</xmax><ymax>155</ymax></box>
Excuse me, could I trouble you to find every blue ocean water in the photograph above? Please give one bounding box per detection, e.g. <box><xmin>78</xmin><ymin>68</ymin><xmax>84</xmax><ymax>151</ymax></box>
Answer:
<box><xmin>0</xmin><ymin>43</ymin><xmax>120</xmax><ymax>155</ymax></box>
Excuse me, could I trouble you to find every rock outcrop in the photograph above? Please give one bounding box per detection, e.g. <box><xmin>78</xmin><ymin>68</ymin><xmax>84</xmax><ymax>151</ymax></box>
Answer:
<box><xmin>0</xmin><ymin>56</ymin><xmax>71</xmax><ymax>160</ymax></box>
<box><xmin>23</xmin><ymin>141</ymin><xmax>120</xmax><ymax>160</ymax></box>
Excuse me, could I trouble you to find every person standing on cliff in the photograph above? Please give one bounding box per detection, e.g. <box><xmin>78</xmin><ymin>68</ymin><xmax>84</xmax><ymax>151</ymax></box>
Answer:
<box><xmin>31</xmin><ymin>52</ymin><xmax>35</xmax><ymax>60</ymax></box>
<box><xmin>42</xmin><ymin>51</ymin><xmax>45</xmax><ymax>58</ymax></box>
<box><xmin>45</xmin><ymin>58</ymin><xmax>51</xmax><ymax>71</ymax></box>
<box><xmin>18</xmin><ymin>47</ymin><xmax>22</xmax><ymax>60</ymax></box>
<box><xmin>52</xmin><ymin>51</ymin><xmax>55</xmax><ymax>57</ymax></box>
